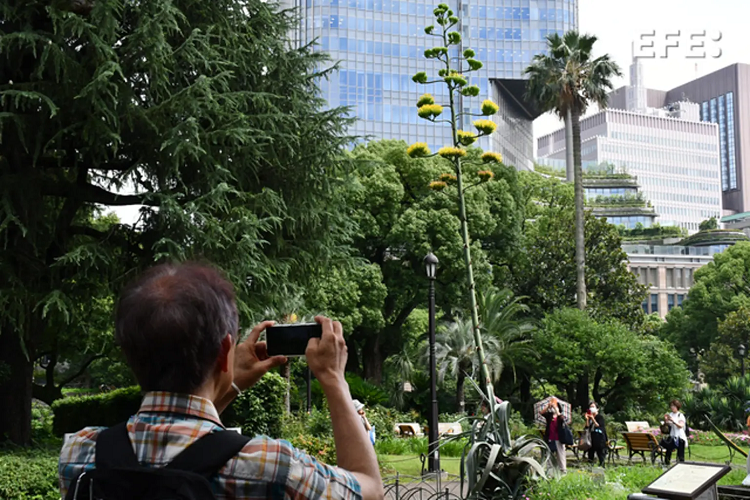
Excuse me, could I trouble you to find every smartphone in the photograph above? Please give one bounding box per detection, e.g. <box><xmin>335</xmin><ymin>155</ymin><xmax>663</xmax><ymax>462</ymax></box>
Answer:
<box><xmin>266</xmin><ymin>323</ymin><xmax>323</xmax><ymax>357</ymax></box>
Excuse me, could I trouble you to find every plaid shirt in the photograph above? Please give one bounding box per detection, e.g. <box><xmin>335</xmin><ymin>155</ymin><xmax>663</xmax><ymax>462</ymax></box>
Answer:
<box><xmin>59</xmin><ymin>392</ymin><xmax>362</xmax><ymax>500</ymax></box>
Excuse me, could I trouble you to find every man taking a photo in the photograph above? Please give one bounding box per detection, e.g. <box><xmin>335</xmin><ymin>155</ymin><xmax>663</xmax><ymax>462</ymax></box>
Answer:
<box><xmin>59</xmin><ymin>262</ymin><xmax>383</xmax><ymax>500</ymax></box>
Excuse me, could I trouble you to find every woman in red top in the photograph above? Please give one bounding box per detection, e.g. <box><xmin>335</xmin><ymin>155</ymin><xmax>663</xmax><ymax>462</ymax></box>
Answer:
<box><xmin>542</xmin><ymin>398</ymin><xmax>567</xmax><ymax>474</ymax></box>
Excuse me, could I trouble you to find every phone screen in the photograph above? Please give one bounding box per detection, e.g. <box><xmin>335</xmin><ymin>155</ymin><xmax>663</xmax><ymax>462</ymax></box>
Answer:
<box><xmin>266</xmin><ymin>323</ymin><xmax>322</xmax><ymax>357</ymax></box>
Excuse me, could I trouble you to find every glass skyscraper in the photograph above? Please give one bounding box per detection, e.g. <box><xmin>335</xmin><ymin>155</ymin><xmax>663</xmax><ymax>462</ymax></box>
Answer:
<box><xmin>294</xmin><ymin>0</ymin><xmax>578</xmax><ymax>169</ymax></box>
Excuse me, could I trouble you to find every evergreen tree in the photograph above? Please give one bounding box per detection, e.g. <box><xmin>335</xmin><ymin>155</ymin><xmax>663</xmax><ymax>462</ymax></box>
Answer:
<box><xmin>0</xmin><ymin>0</ymin><xmax>353</xmax><ymax>444</ymax></box>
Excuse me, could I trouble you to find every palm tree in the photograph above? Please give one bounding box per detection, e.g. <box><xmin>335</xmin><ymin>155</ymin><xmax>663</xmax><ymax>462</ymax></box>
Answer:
<box><xmin>435</xmin><ymin>289</ymin><xmax>535</xmax><ymax>413</ymax></box>
<box><xmin>477</xmin><ymin>288</ymin><xmax>536</xmax><ymax>379</ymax></box>
<box><xmin>524</xmin><ymin>31</ymin><xmax>622</xmax><ymax>310</ymax></box>
<box><xmin>434</xmin><ymin>317</ymin><xmax>502</xmax><ymax>414</ymax></box>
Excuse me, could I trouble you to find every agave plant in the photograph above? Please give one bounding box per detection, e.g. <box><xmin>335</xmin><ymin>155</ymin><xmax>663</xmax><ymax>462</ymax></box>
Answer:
<box><xmin>440</xmin><ymin>379</ymin><xmax>550</xmax><ymax>499</ymax></box>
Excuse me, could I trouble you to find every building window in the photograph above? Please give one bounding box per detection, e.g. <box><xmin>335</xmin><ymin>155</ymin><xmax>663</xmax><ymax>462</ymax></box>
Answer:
<box><xmin>685</xmin><ymin>268</ymin><xmax>693</xmax><ymax>286</ymax></box>
<box><xmin>718</xmin><ymin>95</ymin><xmax>728</xmax><ymax>191</ymax></box>
<box><xmin>649</xmin><ymin>268</ymin><xmax>658</xmax><ymax>287</ymax></box>
<box><xmin>701</xmin><ymin>101</ymin><xmax>709</xmax><ymax>121</ymax></box>
<box><xmin>642</xmin><ymin>299</ymin><xmax>649</xmax><ymax>314</ymax></box>
<box><xmin>674</xmin><ymin>268</ymin><xmax>683</xmax><ymax>288</ymax></box>
<box><xmin>668</xmin><ymin>294</ymin><xmax>675</xmax><ymax>311</ymax></box>
<box><xmin>666</xmin><ymin>268</ymin><xmax>674</xmax><ymax>288</ymax></box>
<box><xmin>677</xmin><ymin>294</ymin><xmax>685</xmax><ymax>307</ymax></box>
<box><xmin>727</xmin><ymin>92</ymin><xmax>737</xmax><ymax>190</ymax></box>
<box><xmin>651</xmin><ymin>294</ymin><xmax>659</xmax><ymax>315</ymax></box>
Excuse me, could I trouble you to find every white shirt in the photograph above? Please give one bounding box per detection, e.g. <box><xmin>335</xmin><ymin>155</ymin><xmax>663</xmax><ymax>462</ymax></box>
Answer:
<box><xmin>669</xmin><ymin>411</ymin><xmax>688</xmax><ymax>446</ymax></box>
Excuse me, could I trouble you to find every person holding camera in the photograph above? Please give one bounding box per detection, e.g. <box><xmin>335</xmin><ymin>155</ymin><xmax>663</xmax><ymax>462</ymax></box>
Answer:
<box><xmin>584</xmin><ymin>402</ymin><xmax>607</xmax><ymax>467</ymax></box>
<box><xmin>542</xmin><ymin>398</ymin><xmax>567</xmax><ymax>474</ymax></box>
<box><xmin>663</xmin><ymin>399</ymin><xmax>688</xmax><ymax>465</ymax></box>
<box><xmin>59</xmin><ymin>262</ymin><xmax>383</xmax><ymax>500</ymax></box>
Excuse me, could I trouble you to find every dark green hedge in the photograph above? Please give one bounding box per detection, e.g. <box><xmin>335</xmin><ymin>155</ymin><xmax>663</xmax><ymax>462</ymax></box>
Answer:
<box><xmin>52</xmin><ymin>373</ymin><xmax>287</xmax><ymax>438</ymax></box>
<box><xmin>52</xmin><ymin>386</ymin><xmax>142</xmax><ymax>436</ymax></box>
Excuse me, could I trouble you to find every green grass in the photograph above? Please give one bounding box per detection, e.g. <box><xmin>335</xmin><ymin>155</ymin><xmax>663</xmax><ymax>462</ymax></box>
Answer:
<box><xmin>379</xmin><ymin>454</ymin><xmax>462</xmax><ymax>477</ymax></box>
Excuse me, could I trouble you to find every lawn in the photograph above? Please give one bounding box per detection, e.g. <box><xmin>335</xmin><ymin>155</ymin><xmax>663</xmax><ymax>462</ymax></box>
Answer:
<box><xmin>380</xmin><ymin>454</ymin><xmax>462</xmax><ymax>477</ymax></box>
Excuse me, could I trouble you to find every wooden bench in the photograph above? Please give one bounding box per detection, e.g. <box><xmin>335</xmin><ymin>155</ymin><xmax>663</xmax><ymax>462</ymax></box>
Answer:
<box><xmin>622</xmin><ymin>432</ymin><xmax>664</xmax><ymax>465</ymax></box>
<box><xmin>607</xmin><ymin>438</ymin><xmax>625</xmax><ymax>465</ymax></box>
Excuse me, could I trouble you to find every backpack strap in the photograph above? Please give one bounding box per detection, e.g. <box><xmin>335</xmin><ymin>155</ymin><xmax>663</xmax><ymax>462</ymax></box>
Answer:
<box><xmin>165</xmin><ymin>430</ymin><xmax>252</xmax><ymax>479</ymax></box>
<box><xmin>95</xmin><ymin>422</ymin><xmax>140</xmax><ymax>469</ymax></box>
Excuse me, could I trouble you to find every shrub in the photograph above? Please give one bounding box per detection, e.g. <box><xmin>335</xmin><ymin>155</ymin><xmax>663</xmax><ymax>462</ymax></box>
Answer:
<box><xmin>223</xmin><ymin>372</ymin><xmax>287</xmax><ymax>438</ymax></box>
<box><xmin>52</xmin><ymin>372</ymin><xmax>287</xmax><ymax>438</ymax></box>
<box><xmin>287</xmin><ymin>434</ymin><xmax>337</xmax><ymax>465</ymax></box>
<box><xmin>31</xmin><ymin>400</ymin><xmax>54</xmax><ymax>443</ymax></box>
<box><xmin>0</xmin><ymin>446</ymin><xmax>59</xmax><ymax>500</ymax></box>
<box><xmin>52</xmin><ymin>386</ymin><xmax>142</xmax><ymax>436</ymax></box>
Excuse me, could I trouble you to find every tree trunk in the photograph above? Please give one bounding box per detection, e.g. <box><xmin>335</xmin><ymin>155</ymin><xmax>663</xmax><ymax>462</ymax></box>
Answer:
<box><xmin>282</xmin><ymin>362</ymin><xmax>291</xmax><ymax>414</ymax></box>
<box><xmin>362</xmin><ymin>337</ymin><xmax>384</xmax><ymax>384</ymax></box>
<box><xmin>345</xmin><ymin>337</ymin><xmax>360</xmax><ymax>375</ymax></box>
<box><xmin>519</xmin><ymin>372</ymin><xmax>533</xmax><ymax>421</ymax></box>
<box><xmin>456</xmin><ymin>371</ymin><xmax>466</xmax><ymax>414</ymax></box>
<box><xmin>0</xmin><ymin>330</ymin><xmax>33</xmax><ymax>445</ymax></box>
<box><xmin>575</xmin><ymin>373</ymin><xmax>590</xmax><ymax>411</ymax></box>
<box><xmin>565</xmin><ymin>109</ymin><xmax>575</xmax><ymax>183</ymax></box>
<box><xmin>572</xmin><ymin>108</ymin><xmax>587</xmax><ymax>310</ymax></box>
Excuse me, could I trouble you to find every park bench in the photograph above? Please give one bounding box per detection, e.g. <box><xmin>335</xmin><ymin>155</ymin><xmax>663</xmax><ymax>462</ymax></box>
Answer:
<box><xmin>622</xmin><ymin>432</ymin><xmax>664</xmax><ymax>465</ymax></box>
<box><xmin>625</xmin><ymin>421</ymin><xmax>651</xmax><ymax>432</ymax></box>
<box><xmin>607</xmin><ymin>438</ymin><xmax>625</xmax><ymax>465</ymax></box>
<box><xmin>394</xmin><ymin>423</ymin><xmax>423</xmax><ymax>437</ymax></box>
<box><xmin>438</xmin><ymin>422</ymin><xmax>463</xmax><ymax>436</ymax></box>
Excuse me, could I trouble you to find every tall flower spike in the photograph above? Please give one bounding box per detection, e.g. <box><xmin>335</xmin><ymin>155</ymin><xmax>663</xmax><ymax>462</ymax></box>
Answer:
<box><xmin>438</xmin><ymin>146</ymin><xmax>467</xmax><ymax>159</ymax></box>
<box><xmin>474</xmin><ymin>119</ymin><xmax>497</xmax><ymax>135</ymax></box>
<box><xmin>477</xmin><ymin>170</ymin><xmax>495</xmax><ymax>182</ymax></box>
<box><xmin>417</xmin><ymin>94</ymin><xmax>435</xmax><ymax>107</ymax></box>
<box><xmin>481</xmin><ymin>100</ymin><xmax>499</xmax><ymax>116</ymax></box>
<box><xmin>439</xmin><ymin>173</ymin><xmax>458</xmax><ymax>184</ymax></box>
<box><xmin>457</xmin><ymin>130</ymin><xmax>477</xmax><ymax>146</ymax></box>
<box><xmin>407</xmin><ymin>143</ymin><xmax>431</xmax><ymax>158</ymax></box>
<box><xmin>429</xmin><ymin>181</ymin><xmax>448</xmax><ymax>191</ymax></box>
<box><xmin>481</xmin><ymin>151</ymin><xmax>503</xmax><ymax>164</ymax></box>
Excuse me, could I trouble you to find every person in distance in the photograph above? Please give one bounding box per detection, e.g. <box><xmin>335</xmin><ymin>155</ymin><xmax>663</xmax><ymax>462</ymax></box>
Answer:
<box><xmin>59</xmin><ymin>262</ymin><xmax>383</xmax><ymax>500</ymax></box>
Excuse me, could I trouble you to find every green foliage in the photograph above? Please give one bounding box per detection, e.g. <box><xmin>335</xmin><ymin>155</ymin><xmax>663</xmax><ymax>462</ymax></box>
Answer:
<box><xmin>662</xmin><ymin>242</ymin><xmax>750</xmax><ymax>372</ymax></box>
<box><xmin>375</xmin><ymin>436</ymin><xmax>468</xmax><ymax>457</ymax></box>
<box><xmin>287</xmin><ymin>434</ymin><xmax>337</xmax><ymax>465</ymax></box>
<box><xmin>340</xmin><ymin>140</ymin><xmax>523</xmax><ymax>382</ymax></box>
<box><xmin>51</xmin><ymin>386</ymin><xmax>142</xmax><ymax>436</ymax></box>
<box><xmin>618</xmin><ymin>223</ymin><xmax>686</xmax><ymax>241</ymax></box>
<box><xmin>512</xmin><ymin>172</ymin><xmax>647</xmax><ymax>327</ymax></box>
<box><xmin>700</xmin><ymin>217</ymin><xmax>719</xmax><ymax>231</ymax></box>
<box><xmin>588</xmin><ymin>192</ymin><xmax>646</xmax><ymax>207</ymax></box>
<box><xmin>0</xmin><ymin>447</ymin><xmax>60</xmax><ymax>500</ymax></box>
<box><xmin>223</xmin><ymin>372</ymin><xmax>286</xmax><ymax>438</ymax></box>
<box><xmin>345</xmin><ymin>374</ymin><xmax>389</xmax><ymax>406</ymax></box>
<box><xmin>683</xmin><ymin>375</ymin><xmax>750</xmax><ymax>432</ymax></box>
<box><xmin>531</xmin><ymin>309</ymin><xmax>690</xmax><ymax>416</ymax></box>
<box><xmin>1</xmin><ymin>0</ymin><xmax>356</xmax><ymax>443</ymax></box>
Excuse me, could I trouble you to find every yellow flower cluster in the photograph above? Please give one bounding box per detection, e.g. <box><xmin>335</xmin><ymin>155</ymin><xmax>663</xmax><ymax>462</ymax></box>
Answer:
<box><xmin>407</xmin><ymin>142</ymin><xmax>432</xmax><ymax>158</ymax></box>
<box><xmin>417</xmin><ymin>94</ymin><xmax>435</xmax><ymax>107</ymax></box>
<box><xmin>439</xmin><ymin>172</ymin><xmax>457</xmax><ymax>183</ymax></box>
<box><xmin>481</xmin><ymin>100</ymin><xmax>499</xmax><ymax>116</ymax></box>
<box><xmin>481</xmin><ymin>151</ymin><xmax>503</xmax><ymax>163</ymax></box>
<box><xmin>429</xmin><ymin>181</ymin><xmax>448</xmax><ymax>191</ymax></box>
<box><xmin>477</xmin><ymin>170</ymin><xmax>495</xmax><ymax>182</ymax></box>
<box><xmin>457</xmin><ymin>130</ymin><xmax>477</xmax><ymax>146</ymax></box>
<box><xmin>438</xmin><ymin>146</ymin><xmax>467</xmax><ymax>159</ymax></box>
<box><xmin>418</xmin><ymin>104</ymin><xmax>444</xmax><ymax>119</ymax></box>
<box><xmin>474</xmin><ymin>119</ymin><xmax>497</xmax><ymax>135</ymax></box>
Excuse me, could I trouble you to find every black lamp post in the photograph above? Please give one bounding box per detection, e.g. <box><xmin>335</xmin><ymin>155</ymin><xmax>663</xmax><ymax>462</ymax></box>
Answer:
<box><xmin>739</xmin><ymin>344</ymin><xmax>746</xmax><ymax>377</ymax></box>
<box><xmin>424</xmin><ymin>252</ymin><xmax>440</xmax><ymax>475</ymax></box>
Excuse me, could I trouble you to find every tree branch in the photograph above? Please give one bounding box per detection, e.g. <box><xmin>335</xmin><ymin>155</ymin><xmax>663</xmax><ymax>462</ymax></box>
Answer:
<box><xmin>42</xmin><ymin>179</ymin><xmax>160</xmax><ymax>206</ymax></box>
<box><xmin>58</xmin><ymin>354</ymin><xmax>106</xmax><ymax>388</ymax></box>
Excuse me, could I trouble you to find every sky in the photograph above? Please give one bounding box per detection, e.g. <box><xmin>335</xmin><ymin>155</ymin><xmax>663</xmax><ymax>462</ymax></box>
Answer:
<box><xmin>533</xmin><ymin>0</ymin><xmax>750</xmax><ymax>140</ymax></box>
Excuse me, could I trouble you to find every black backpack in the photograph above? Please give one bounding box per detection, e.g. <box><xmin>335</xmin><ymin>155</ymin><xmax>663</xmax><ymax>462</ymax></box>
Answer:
<box><xmin>65</xmin><ymin>422</ymin><xmax>251</xmax><ymax>500</ymax></box>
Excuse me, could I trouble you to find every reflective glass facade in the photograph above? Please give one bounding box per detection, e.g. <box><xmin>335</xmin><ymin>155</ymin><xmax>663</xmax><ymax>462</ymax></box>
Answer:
<box><xmin>702</xmin><ymin>92</ymin><xmax>738</xmax><ymax>191</ymax></box>
<box><xmin>303</xmin><ymin>0</ymin><xmax>578</xmax><ymax>162</ymax></box>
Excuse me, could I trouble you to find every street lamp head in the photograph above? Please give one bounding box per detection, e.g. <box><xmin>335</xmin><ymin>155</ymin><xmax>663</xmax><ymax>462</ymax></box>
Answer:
<box><xmin>424</xmin><ymin>252</ymin><xmax>439</xmax><ymax>280</ymax></box>
<box><xmin>740</xmin><ymin>344</ymin><xmax>747</xmax><ymax>358</ymax></box>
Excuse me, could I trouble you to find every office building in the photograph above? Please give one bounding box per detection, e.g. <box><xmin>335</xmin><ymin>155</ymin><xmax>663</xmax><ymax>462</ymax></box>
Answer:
<box><xmin>609</xmin><ymin>63</ymin><xmax>750</xmax><ymax>214</ymax></box>
<box><xmin>537</xmin><ymin>58</ymin><xmax>723</xmax><ymax>233</ymax></box>
<box><xmin>294</xmin><ymin>0</ymin><xmax>578</xmax><ymax>170</ymax></box>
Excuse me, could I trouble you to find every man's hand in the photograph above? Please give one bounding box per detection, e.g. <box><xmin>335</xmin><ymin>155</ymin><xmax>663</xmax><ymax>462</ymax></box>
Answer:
<box><xmin>306</xmin><ymin>316</ymin><xmax>347</xmax><ymax>390</ymax></box>
<box><xmin>233</xmin><ymin>321</ymin><xmax>287</xmax><ymax>391</ymax></box>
